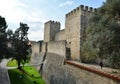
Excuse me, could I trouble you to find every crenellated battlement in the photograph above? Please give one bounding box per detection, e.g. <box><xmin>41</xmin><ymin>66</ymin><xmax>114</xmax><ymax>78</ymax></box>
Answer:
<box><xmin>66</xmin><ymin>5</ymin><xmax>97</xmax><ymax>17</ymax></box>
<box><xmin>45</xmin><ymin>20</ymin><xmax>60</xmax><ymax>25</ymax></box>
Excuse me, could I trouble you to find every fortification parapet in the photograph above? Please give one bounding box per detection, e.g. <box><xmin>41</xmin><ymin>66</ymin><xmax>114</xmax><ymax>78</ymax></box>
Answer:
<box><xmin>89</xmin><ymin>7</ymin><xmax>93</xmax><ymax>11</ymax></box>
<box><xmin>79</xmin><ymin>5</ymin><xmax>84</xmax><ymax>10</ymax></box>
<box><xmin>45</xmin><ymin>20</ymin><xmax>60</xmax><ymax>25</ymax></box>
<box><xmin>94</xmin><ymin>8</ymin><xmax>97</xmax><ymax>12</ymax></box>
<box><xmin>66</xmin><ymin>5</ymin><xmax>97</xmax><ymax>17</ymax></box>
<box><xmin>85</xmin><ymin>6</ymin><xmax>88</xmax><ymax>10</ymax></box>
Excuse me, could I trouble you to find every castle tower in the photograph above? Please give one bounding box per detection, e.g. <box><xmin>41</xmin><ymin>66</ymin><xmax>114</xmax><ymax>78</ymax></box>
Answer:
<box><xmin>44</xmin><ymin>20</ymin><xmax>60</xmax><ymax>42</ymax></box>
<box><xmin>65</xmin><ymin>5</ymin><xmax>96</xmax><ymax>61</ymax></box>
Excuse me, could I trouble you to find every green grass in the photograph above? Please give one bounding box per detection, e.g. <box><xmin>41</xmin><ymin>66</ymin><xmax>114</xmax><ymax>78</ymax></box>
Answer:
<box><xmin>7</xmin><ymin>59</ymin><xmax>18</xmax><ymax>67</ymax></box>
<box><xmin>7</xmin><ymin>59</ymin><xmax>46</xmax><ymax>84</ymax></box>
<box><xmin>7</xmin><ymin>59</ymin><xmax>29</xmax><ymax>67</ymax></box>
<box><xmin>8</xmin><ymin>66</ymin><xmax>46</xmax><ymax>84</ymax></box>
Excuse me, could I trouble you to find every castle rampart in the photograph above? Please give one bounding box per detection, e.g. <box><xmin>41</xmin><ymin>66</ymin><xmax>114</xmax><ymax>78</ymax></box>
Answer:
<box><xmin>66</xmin><ymin>5</ymin><xmax>96</xmax><ymax>18</ymax></box>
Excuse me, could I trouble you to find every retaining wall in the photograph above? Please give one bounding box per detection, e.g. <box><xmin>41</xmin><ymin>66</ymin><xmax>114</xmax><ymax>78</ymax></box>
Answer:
<box><xmin>42</xmin><ymin>53</ymin><xmax>120</xmax><ymax>84</ymax></box>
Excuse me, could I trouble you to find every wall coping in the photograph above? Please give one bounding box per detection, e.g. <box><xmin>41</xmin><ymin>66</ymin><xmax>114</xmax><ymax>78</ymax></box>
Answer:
<box><xmin>65</xmin><ymin>61</ymin><xmax>120</xmax><ymax>82</ymax></box>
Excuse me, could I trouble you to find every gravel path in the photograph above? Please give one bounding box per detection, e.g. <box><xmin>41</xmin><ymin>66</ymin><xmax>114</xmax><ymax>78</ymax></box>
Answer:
<box><xmin>0</xmin><ymin>59</ymin><xmax>10</xmax><ymax>84</ymax></box>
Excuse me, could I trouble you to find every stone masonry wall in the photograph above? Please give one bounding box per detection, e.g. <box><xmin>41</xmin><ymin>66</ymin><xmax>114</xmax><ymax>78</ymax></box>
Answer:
<box><xmin>42</xmin><ymin>53</ymin><xmax>120</xmax><ymax>84</ymax></box>
<box><xmin>41</xmin><ymin>42</ymin><xmax>46</xmax><ymax>52</ymax></box>
<box><xmin>44</xmin><ymin>21</ymin><xmax>60</xmax><ymax>42</ymax></box>
<box><xmin>65</xmin><ymin>5</ymin><xmax>96</xmax><ymax>61</ymax></box>
<box><xmin>30</xmin><ymin>42</ymin><xmax>120</xmax><ymax>84</ymax></box>
<box><xmin>55</xmin><ymin>29</ymin><xmax>66</xmax><ymax>41</ymax></box>
<box><xmin>47</xmin><ymin>41</ymin><xmax>66</xmax><ymax>56</ymax></box>
<box><xmin>30</xmin><ymin>41</ymin><xmax>66</xmax><ymax>69</ymax></box>
<box><xmin>65</xmin><ymin>5</ymin><xmax>84</xmax><ymax>61</ymax></box>
<box><xmin>30</xmin><ymin>42</ymin><xmax>40</xmax><ymax>64</ymax></box>
<box><xmin>30</xmin><ymin>42</ymin><xmax>45</xmax><ymax>70</ymax></box>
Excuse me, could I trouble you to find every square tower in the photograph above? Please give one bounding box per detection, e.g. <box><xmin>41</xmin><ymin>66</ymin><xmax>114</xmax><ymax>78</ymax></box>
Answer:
<box><xmin>65</xmin><ymin>5</ymin><xmax>95</xmax><ymax>61</ymax></box>
<box><xmin>44</xmin><ymin>20</ymin><xmax>60</xmax><ymax>42</ymax></box>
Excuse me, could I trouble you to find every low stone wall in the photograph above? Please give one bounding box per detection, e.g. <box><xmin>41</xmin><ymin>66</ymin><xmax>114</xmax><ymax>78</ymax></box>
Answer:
<box><xmin>42</xmin><ymin>53</ymin><xmax>120</xmax><ymax>84</ymax></box>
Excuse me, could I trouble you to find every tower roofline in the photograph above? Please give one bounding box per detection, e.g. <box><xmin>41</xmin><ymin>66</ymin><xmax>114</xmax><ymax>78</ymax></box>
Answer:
<box><xmin>45</xmin><ymin>20</ymin><xmax>60</xmax><ymax>24</ymax></box>
<box><xmin>66</xmin><ymin>5</ymin><xmax>97</xmax><ymax>17</ymax></box>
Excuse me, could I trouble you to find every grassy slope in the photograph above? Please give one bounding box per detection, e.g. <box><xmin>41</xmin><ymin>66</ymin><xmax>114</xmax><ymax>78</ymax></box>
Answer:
<box><xmin>7</xmin><ymin>59</ymin><xmax>46</xmax><ymax>84</ymax></box>
<box><xmin>7</xmin><ymin>59</ymin><xmax>18</xmax><ymax>67</ymax></box>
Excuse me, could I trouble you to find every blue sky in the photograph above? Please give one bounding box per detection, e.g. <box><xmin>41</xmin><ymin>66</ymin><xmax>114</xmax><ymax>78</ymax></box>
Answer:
<box><xmin>0</xmin><ymin>0</ymin><xmax>106</xmax><ymax>41</ymax></box>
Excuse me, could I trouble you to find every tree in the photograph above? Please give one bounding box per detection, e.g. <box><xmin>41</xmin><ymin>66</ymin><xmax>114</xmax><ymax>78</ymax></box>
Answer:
<box><xmin>12</xmin><ymin>22</ymin><xmax>31</xmax><ymax>69</ymax></box>
<box><xmin>82</xmin><ymin>0</ymin><xmax>120</xmax><ymax>68</ymax></box>
<box><xmin>0</xmin><ymin>16</ymin><xmax>8</xmax><ymax>60</ymax></box>
<box><xmin>6</xmin><ymin>29</ymin><xmax>13</xmax><ymax>41</ymax></box>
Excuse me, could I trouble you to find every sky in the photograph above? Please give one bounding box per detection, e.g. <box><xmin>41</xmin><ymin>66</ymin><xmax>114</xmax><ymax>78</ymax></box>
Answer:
<box><xmin>0</xmin><ymin>0</ymin><xmax>106</xmax><ymax>41</ymax></box>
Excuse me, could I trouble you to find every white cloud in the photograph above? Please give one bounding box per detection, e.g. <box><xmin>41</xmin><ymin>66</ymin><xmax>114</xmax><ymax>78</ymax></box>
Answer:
<box><xmin>28</xmin><ymin>29</ymin><xmax>44</xmax><ymax>41</ymax></box>
<box><xmin>59</xmin><ymin>0</ymin><xmax>74</xmax><ymax>7</ymax></box>
<box><xmin>0</xmin><ymin>0</ymin><xmax>45</xmax><ymax>41</ymax></box>
<box><xmin>0</xmin><ymin>0</ymin><xmax>28</xmax><ymax>23</ymax></box>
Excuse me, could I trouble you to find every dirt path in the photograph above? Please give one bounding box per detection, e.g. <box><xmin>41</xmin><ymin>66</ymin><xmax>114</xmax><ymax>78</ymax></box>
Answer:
<box><xmin>0</xmin><ymin>59</ymin><xmax>10</xmax><ymax>84</ymax></box>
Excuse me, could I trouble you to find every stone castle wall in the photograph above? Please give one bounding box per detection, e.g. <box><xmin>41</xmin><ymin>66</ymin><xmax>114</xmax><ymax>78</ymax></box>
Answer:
<box><xmin>65</xmin><ymin>5</ymin><xmax>81</xmax><ymax>61</ymax></box>
<box><xmin>30</xmin><ymin>4</ymin><xmax>120</xmax><ymax>84</ymax></box>
<box><xmin>64</xmin><ymin>5</ymin><xmax>96</xmax><ymax>61</ymax></box>
<box><xmin>55</xmin><ymin>29</ymin><xmax>66</xmax><ymax>41</ymax></box>
<box><xmin>30</xmin><ymin>41</ymin><xmax>66</xmax><ymax>65</ymax></box>
<box><xmin>44</xmin><ymin>21</ymin><xmax>60</xmax><ymax>42</ymax></box>
<box><xmin>30</xmin><ymin>42</ymin><xmax>41</xmax><ymax>65</ymax></box>
<box><xmin>31</xmin><ymin>42</ymin><xmax>40</xmax><ymax>54</ymax></box>
<box><xmin>47</xmin><ymin>41</ymin><xmax>66</xmax><ymax>56</ymax></box>
<box><xmin>42</xmin><ymin>53</ymin><xmax>119</xmax><ymax>84</ymax></box>
<box><xmin>41</xmin><ymin>42</ymin><xmax>46</xmax><ymax>52</ymax></box>
<box><xmin>31</xmin><ymin>42</ymin><xmax>120</xmax><ymax>84</ymax></box>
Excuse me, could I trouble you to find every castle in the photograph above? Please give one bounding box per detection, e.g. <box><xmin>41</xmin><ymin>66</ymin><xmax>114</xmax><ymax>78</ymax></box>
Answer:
<box><xmin>44</xmin><ymin>5</ymin><xmax>96</xmax><ymax>61</ymax></box>
<box><xmin>30</xmin><ymin>5</ymin><xmax>120</xmax><ymax>84</ymax></box>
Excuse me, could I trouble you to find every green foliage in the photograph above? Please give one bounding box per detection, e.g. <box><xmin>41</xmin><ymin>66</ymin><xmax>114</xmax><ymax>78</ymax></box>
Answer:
<box><xmin>0</xmin><ymin>16</ymin><xmax>8</xmax><ymax>60</ymax></box>
<box><xmin>81</xmin><ymin>41</ymin><xmax>97</xmax><ymax>63</ymax></box>
<box><xmin>12</xmin><ymin>22</ymin><xmax>31</xmax><ymax>68</ymax></box>
<box><xmin>104</xmin><ymin>0</ymin><xmax>120</xmax><ymax>18</ymax></box>
<box><xmin>82</xmin><ymin>0</ymin><xmax>120</xmax><ymax>68</ymax></box>
<box><xmin>0</xmin><ymin>16</ymin><xmax>31</xmax><ymax>64</ymax></box>
<box><xmin>6</xmin><ymin>29</ymin><xmax>13</xmax><ymax>40</ymax></box>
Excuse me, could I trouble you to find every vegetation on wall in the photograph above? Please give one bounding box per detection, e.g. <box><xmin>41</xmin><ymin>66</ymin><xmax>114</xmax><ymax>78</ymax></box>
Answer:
<box><xmin>81</xmin><ymin>0</ymin><xmax>120</xmax><ymax>68</ymax></box>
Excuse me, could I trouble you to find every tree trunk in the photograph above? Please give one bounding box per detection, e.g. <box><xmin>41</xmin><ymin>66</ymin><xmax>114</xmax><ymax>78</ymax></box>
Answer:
<box><xmin>17</xmin><ymin>60</ymin><xmax>22</xmax><ymax>69</ymax></box>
